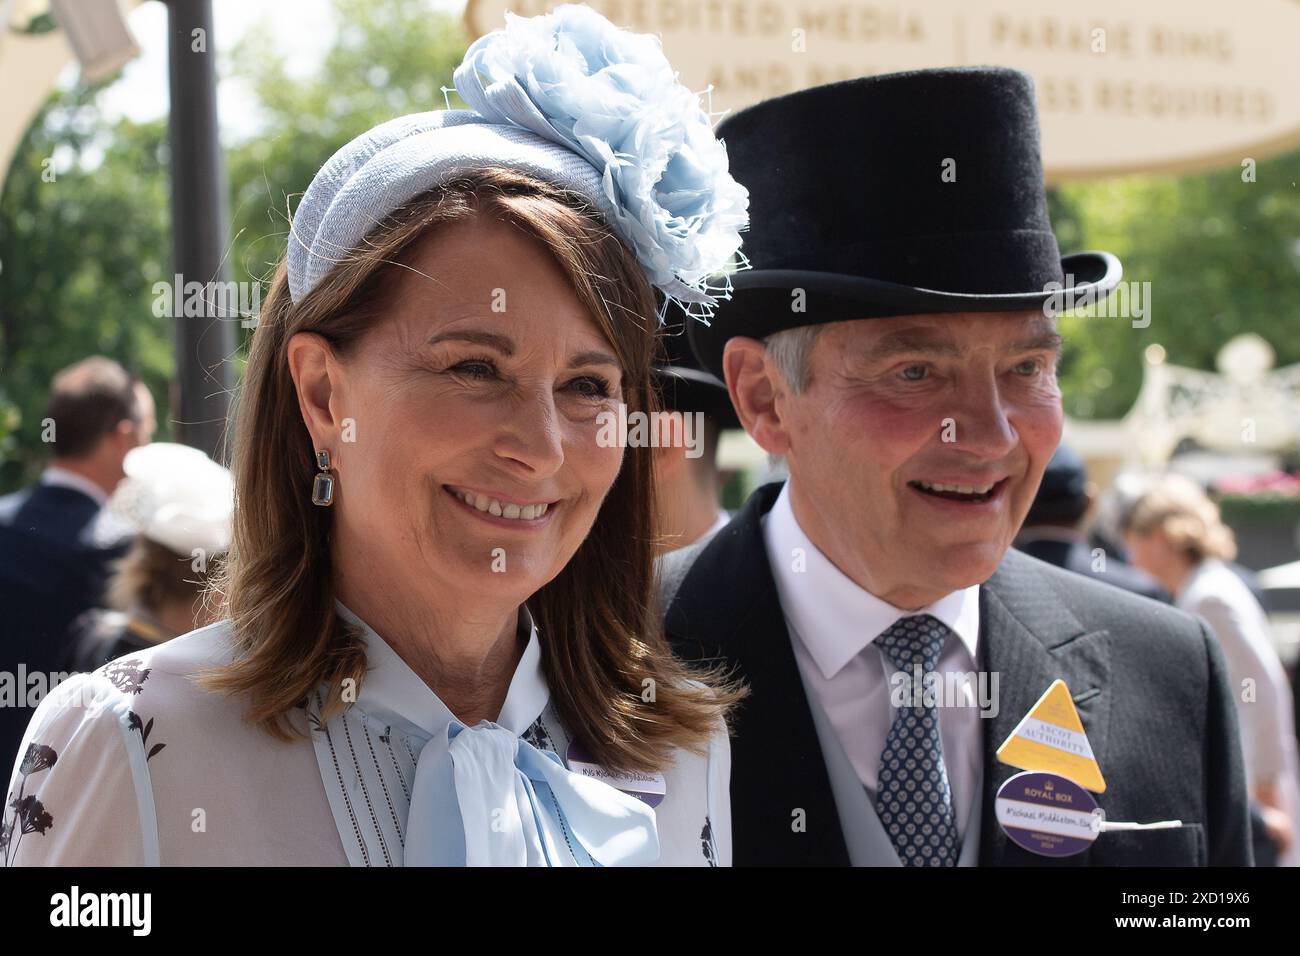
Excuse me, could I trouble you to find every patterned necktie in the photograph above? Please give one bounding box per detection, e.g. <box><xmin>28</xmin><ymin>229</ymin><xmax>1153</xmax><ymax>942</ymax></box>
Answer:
<box><xmin>874</xmin><ymin>614</ymin><xmax>960</xmax><ymax>867</ymax></box>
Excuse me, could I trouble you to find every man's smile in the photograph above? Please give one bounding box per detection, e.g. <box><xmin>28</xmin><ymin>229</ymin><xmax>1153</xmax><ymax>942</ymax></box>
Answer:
<box><xmin>906</xmin><ymin>476</ymin><xmax>1012</xmax><ymax>507</ymax></box>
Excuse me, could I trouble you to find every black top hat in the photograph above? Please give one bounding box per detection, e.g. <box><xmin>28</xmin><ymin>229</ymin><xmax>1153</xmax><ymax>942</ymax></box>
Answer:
<box><xmin>655</xmin><ymin>323</ymin><xmax>741</xmax><ymax>429</ymax></box>
<box><xmin>1024</xmin><ymin>443</ymin><xmax>1090</xmax><ymax>526</ymax></box>
<box><xmin>689</xmin><ymin>66</ymin><xmax>1122</xmax><ymax>380</ymax></box>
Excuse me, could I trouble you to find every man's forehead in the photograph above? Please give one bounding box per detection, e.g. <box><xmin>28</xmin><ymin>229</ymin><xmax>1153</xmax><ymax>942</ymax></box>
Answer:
<box><xmin>831</xmin><ymin>310</ymin><xmax>1058</xmax><ymax>349</ymax></box>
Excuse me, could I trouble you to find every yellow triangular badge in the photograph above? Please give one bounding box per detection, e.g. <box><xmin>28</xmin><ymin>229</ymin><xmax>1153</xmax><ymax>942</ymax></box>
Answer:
<box><xmin>996</xmin><ymin>679</ymin><xmax>1107</xmax><ymax>793</ymax></box>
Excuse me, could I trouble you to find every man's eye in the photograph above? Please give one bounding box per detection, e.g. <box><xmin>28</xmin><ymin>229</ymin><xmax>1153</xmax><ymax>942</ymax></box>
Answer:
<box><xmin>450</xmin><ymin>359</ymin><xmax>497</xmax><ymax>379</ymax></box>
<box><xmin>1014</xmin><ymin>359</ymin><xmax>1041</xmax><ymax>376</ymax></box>
<box><xmin>900</xmin><ymin>365</ymin><xmax>929</xmax><ymax>381</ymax></box>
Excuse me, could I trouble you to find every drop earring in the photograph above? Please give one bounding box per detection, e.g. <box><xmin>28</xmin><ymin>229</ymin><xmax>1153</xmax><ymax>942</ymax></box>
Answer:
<box><xmin>312</xmin><ymin>449</ymin><xmax>335</xmax><ymax>507</ymax></box>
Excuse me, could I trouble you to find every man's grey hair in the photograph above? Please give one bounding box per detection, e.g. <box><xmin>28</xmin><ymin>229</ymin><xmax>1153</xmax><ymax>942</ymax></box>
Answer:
<box><xmin>763</xmin><ymin>324</ymin><xmax>822</xmax><ymax>394</ymax></box>
<box><xmin>761</xmin><ymin>324</ymin><xmax>823</xmax><ymax>472</ymax></box>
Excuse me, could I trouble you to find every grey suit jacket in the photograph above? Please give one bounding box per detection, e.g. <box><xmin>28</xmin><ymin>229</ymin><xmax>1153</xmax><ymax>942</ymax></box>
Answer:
<box><xmin>658</xmin><ymin>482</ymin><xmax>1253</xmax><ymax>866</ymax></box>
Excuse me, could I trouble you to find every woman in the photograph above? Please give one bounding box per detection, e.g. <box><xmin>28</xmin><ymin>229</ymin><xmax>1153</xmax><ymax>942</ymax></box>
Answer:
<box><xmin>3</xmin><ymin>6</ymin><xmax>746</xmax><ymax>867</ymax></box>
<box><xmin>1122</xmin><ymin>473</ymin><xmax>1299</xmax><ymax>865</ymax></box>
<box><xmin>67</xmin><ymin>442</ymin><xmax>233</xmax><ymax>672</ymax></box>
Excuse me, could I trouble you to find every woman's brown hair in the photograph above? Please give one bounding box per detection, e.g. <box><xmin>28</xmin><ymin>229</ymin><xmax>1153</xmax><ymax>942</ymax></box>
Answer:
<box><xmin>1120</xmin><ymin>473</ymin><xmax>1238</xmax><ymax>564</ymax></box>
<box><xmin>202</xmin><ymin>167</ymin><xmax>743</xmax><ymax>773</ymax></box>
<box><xmin>108</xmin><ymin>538</ymin><xmax>222</xmax><ymax>616</ymax></box>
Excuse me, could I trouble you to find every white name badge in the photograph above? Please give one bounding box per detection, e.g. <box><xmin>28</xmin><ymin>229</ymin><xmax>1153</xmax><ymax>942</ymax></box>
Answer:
<box><xmin>566</xmin><ymin>739</ymin><xmax>666</xmax><ymax>807</ymax></box>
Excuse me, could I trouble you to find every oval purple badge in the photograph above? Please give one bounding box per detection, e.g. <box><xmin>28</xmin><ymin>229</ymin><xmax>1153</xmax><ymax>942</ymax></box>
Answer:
<box><xmin>995</xmin><ymin>770</ymin><xmax>1100</xmax><ymax>857</ymax></box>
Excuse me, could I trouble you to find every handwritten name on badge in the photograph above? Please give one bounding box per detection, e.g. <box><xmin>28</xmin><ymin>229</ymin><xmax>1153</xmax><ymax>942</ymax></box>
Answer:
<box><xmin>995</xmin><ymin>770</ymin><xmax>1100</xmax><ymax>858</ymax></box>
<box><xmin>567</xmin><ymin>739</ymin><xmax>666</xmax><ymax>807</ymax></box>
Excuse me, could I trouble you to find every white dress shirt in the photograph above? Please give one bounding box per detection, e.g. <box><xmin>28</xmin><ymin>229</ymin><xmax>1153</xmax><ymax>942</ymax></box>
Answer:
<box><xmin>40</xmin><ymin>465</ymin><xmax>109</xmax><ymax>507</ymax></box>
<box><xmin>762</xmin><ymin>482</ymin><xmax>984</xmax><ymax>839</ymax></box>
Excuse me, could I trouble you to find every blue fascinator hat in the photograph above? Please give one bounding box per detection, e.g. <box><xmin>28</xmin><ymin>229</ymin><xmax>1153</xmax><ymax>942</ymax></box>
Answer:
<box><xmin>287</xmin><ymin>4</ymin><xmax>749</xmax><ymax>319</ymax></box>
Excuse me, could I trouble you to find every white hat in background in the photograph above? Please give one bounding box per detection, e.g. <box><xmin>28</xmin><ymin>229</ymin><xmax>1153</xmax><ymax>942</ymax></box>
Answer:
<box><xmin>109</xmin><ymin>442</ymin><xmax>234</xmax><ymax>557</ymax></box>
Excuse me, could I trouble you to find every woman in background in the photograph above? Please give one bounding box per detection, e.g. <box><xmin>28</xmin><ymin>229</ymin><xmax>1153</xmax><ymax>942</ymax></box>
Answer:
<box><xmin>68</xmin><ymin>442</ymin><xmax>232</xmax><ymax>671</ymax></box>
<box><xmin>1123</xmin><ymin>474</ymin><xmax>1299</xmax><ymax>865</ymax></box>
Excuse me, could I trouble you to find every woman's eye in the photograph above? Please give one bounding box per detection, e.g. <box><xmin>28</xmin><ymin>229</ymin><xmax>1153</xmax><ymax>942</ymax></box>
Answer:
<box><xmin>900</xmin><ymin>364</ymin><xmax>929</xmax><ymax>381</ymax></box>
<box><xmin>450</xmin><ymin>359</ymin><xmax>497</xmax><ymax>380</ymax></box>
<box><xmin>568</xmin><ymin>375</ymin><xmax>611</xmax><ymax>399</ymax></box>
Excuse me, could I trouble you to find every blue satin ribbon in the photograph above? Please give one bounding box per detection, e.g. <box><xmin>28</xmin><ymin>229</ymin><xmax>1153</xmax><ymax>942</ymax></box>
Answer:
<box><xmin>403</xmin><ymin>721</ymin><xmax>659</xmax><ymax>866</ymax></box>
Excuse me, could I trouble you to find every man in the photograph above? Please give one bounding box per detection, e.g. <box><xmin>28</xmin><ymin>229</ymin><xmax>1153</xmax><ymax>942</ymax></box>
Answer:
<box><xmin>0</xmin><ymin>356</ymin><xmax>154</xmax><ymax>769</ymax></box>
<box><xmin>651</xmin><ymin>323</ymin><xmax>739</xmax><ymax>553</ymax></box>
<box><xmin>1015</xmin><ymin>444</ymin><xmax>1170</xmax><ymax>602</ymax></box>
<box><xmin>660</xmin><ymin>68</ymin><xmax>1251</xmax><ymax>866</ymax></box>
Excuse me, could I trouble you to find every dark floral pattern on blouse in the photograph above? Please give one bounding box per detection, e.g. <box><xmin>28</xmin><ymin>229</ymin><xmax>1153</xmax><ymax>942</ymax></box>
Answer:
<box><xmin>100</xmin><ymin>657</ymin><xmax>167</xmax><ymax>761</ymax></box>
<box><xmin>522</xmin><ymin>717</ymin><xmax>555</xmax><ymax>754</ymax></box>
<box><xmin>2</xmin><ymin>743</ymin><xmax>59</xmax><ymax>866</ymax></box>
<box><xmin>701</xmin><ymin>817</ymin><xmax>716</xmax><ymax>867</ymax></box>
<box><xmin>103</xmin><ymin>658</ymin><xmax>150</xmax><ymax>695</ymax></box>
<box><xmin>126</xmin><ymin>711</ymin><xmax>166</xmax><ymax>762</ymax></box>
<box><xmin>297</xmin><ymin>693</ymin><xmax>326</xmax><ymax>734</ymax></box>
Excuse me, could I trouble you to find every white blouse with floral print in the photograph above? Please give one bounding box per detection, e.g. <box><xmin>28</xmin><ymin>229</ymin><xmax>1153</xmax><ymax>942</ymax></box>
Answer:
<box><xmin>2</xmin><ymin>604</ymin><xmax>730</xmax><ymax>866</ymax></box>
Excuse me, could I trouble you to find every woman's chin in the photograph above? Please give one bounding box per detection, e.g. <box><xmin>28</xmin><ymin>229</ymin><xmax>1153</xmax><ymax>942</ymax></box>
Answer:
<box><xmin>430</xmin><ymin>551</ymin><xmax>558</xmax><ymax>598</ymax></box>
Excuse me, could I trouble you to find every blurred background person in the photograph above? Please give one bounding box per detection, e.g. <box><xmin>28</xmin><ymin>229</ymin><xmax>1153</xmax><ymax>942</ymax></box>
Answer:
<box><xmin>651</xmin><ymin>324</ymin><xmax>739</xmax><ymax>554</ymax></box>
<box><xmin>67</xmin><ymin>442</ymin><xmax>232</xmax><ymax>672</ymax></box>
<box><xmin>1015</xmin><ymin>444</ymin><xmax>1169</xmax><ymax>602</ymax></box>
<box><xmin>1122</xmin><ymin>474</ymin><xmax>1300</xmax><ymax>866</ymax></box>
<box><xmin>0</xmin><ymin>356</ymin><xmax>155</xmax><ymax>771</ymax></box>
<box><xmin>1096</xmin><ymin>470</ymin><xmax>1272</xmax><ymax>612</ymax></box>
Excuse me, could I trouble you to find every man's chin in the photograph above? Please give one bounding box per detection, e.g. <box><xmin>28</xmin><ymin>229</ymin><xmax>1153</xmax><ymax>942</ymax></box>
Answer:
<box><xmin>920</xmin><ymin>540</ymin><xmax>1009</xmax><ymax>590</ymax></box>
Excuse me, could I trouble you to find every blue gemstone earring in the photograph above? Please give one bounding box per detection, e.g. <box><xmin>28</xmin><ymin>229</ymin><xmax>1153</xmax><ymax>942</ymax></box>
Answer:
<box><xmin>312</xmin><ymin>449</ymin><xmax>335</xmax><ymax>507</ymax></box>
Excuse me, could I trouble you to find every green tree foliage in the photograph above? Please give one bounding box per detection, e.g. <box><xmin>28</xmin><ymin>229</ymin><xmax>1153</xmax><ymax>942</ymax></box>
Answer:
<box><xmin>0</xmin><ymin>84</ymin><xmax>171</xmax><ymax>490</ymax></box>
<box><xmin>0</xmin><ymin>0</ymin><xmax>469</xmax><ymax>490</ymax></box>
<box><xmin>1</xmin><ymin>0</ymin><xmax>1298</xmax><ymax>492</ymax></box>
<box><xmin>225</xmin><ymin>0</ymin><xmax>470</xmax><ymax>291</ymax></box>
<box><xmin>1053</xmin><ymin>154</ymin><xmax>1300</xmax><ymax>421</ymax></box>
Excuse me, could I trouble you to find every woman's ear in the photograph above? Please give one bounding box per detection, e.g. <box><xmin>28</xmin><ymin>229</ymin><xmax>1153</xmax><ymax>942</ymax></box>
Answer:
<box><xmin>286</xmin><ymin>332</ymin><xmax>346</xmax><ymax>452</ymax></box>
<box><xmin>722</xmin><ymin>337</ymin><xmax>791</xmax><ymax>457</ymax></box>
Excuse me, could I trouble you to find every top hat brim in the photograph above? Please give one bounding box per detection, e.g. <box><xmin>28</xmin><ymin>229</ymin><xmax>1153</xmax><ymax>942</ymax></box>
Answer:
<box><xmin>690</xmin><ymin>250</ymin><xmax>1121</xmax><ymax>381</ymax></box>
<box><xmin>653</xmin><ymin>365</ymin><xmax>742</xmax><ymax>430</ymax></box>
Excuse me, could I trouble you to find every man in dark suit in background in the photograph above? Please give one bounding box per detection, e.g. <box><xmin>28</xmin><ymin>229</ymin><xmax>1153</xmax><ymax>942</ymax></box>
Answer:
<box><xmin>651</xmin><ymin>323</ymin><xmax>740</xmax><ymax>554</ymax></box>
<box><xmin>1015</xmin><ymin>444</ymin><xmax>1170</xmax><ymax>603</ymax></box>
<box><xmin>659</xmin><ymin>68</ymin><xmax>1252</xmax><ymax>866</ymax></box>
<box><xmin>0</xmin><ymin>356</ymin><xmax>154</xmax><ymax>770</ymax></box>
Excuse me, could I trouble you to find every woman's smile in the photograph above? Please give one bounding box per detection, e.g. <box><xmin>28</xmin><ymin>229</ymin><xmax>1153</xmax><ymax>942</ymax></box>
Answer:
<box><xmin>442</xmin><ymin>483</ymin><xmax>559</xmax><ymax>529</ymax></box>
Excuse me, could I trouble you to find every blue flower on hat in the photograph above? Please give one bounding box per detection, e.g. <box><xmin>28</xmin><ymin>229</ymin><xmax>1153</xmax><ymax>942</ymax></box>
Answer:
<box><xmin>453</xmin><ymin>4</ymin><xmax>749</xmax><ymax>317</ymax></box>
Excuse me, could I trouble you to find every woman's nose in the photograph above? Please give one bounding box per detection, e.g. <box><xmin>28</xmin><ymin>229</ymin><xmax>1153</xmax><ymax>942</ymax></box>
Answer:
<box><xmin>492</xmin><ymin>389</ymin><xmax>566</xmax><ymax>477</ymax></box>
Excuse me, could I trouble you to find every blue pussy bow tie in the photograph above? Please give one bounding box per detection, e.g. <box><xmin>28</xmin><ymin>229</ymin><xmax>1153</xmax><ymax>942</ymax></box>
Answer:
<box><xmin>403</xmin><ymin>721</ymin><xmax>659</xmax><ymax>866</ymax></box>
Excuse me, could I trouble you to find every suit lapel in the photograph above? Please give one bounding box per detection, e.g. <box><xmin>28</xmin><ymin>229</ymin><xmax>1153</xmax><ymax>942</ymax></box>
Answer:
<box><xmin>665</xmin><ymin>482</ymin><xmax>850</xmax><ymax>865</ymax></box>
<box><xmin>977</xmin><ymin>551</ymin><xmax>1112</xmax><ymax>865</ymax></box>
<box><xmin>668</xmin><ymin>491</ymin><xmax>1114</xmax><ymax>867</ymax></box>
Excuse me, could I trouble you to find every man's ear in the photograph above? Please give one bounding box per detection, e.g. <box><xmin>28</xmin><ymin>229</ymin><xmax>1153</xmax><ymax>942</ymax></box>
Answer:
<box><xmin>111</xmin><ymin>416</ymin><xmax>137</xmax><ymax>442</ymax></box>
<box><xmin>286</xmin><ymin>332</ymin><xmax>346</xmax><ymax>454</ymax></box>
<box><xmin>722</xmin><ymin>337</ymin><xmax>791</xmax><ymax>457</ymax></box>
<box><xmin>1082</xmin><ymin>481</ymin><xmax>1099</xmax><ymax>522</ymax></box>
<box><xmin>651</xmin><ymin>423</ymin><xmax>688</xmax><ymax>479</ymax></box>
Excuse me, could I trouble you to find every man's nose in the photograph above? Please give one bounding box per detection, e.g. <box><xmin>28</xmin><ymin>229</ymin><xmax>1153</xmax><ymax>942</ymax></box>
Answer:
<box><xmin>946</xmin><ymin>376</ymin><xmax>1018</xmax><ymax>459</ymax></box>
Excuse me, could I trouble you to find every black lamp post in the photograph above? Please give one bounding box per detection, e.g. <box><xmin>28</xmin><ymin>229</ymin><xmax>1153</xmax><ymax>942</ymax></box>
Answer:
<box><xmin>164</xmin><ymin>0</ymin><xmax>234</xmax><ymax>462</ymax></box>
